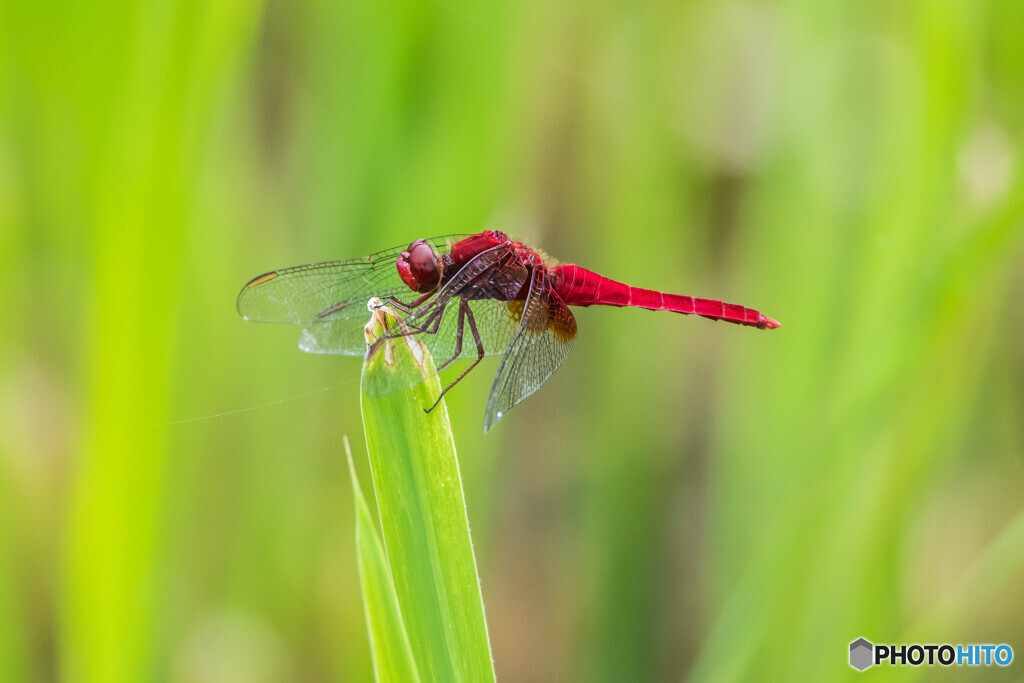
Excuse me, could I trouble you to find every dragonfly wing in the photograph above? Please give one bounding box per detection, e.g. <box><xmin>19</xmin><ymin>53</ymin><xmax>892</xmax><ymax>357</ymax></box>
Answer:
<box><xmin>483</xmin><ymin>267</ymin><xmax>577</xmax><ymax>433</ymax></box>
<box><xmin>422</xmin><ymin>298</ymin><xmax>525</xmax><ymax>362</ymax></box>
<box><xmin>298</xmin><ymin>317</ymin><xmax>375</xmax><ymax>356</ymax></box>
<box><xmin>297</xmin><ymin>296</ymin><xmax>491</xmax><ymax>360</ymax></box>
<box><xmin>299</xmin><ymin>244</ymin><xmax>529</xmax><ymax>362</ymax></box>
<box><xmin>237</xmin><ymin>235</ymin><xmax>469</xmax><ymax>355</ymax></box>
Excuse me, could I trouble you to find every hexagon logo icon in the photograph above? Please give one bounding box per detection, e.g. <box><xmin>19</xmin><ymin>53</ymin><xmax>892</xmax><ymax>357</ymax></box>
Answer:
<box><xmin>850</xmin><ymin>638</ymin><xmax>874</xmax><ymax>671</ymax></box>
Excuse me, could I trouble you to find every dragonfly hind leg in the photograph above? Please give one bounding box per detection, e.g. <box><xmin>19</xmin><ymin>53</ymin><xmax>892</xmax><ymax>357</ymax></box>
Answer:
<box><xmin>434</xmin><ymin>304</ymin><xmax>467</xmax><ymax>374</ymax></box>
<box><xmin>424</xmin><ymin>299</ymin><xmax>485</xmax><ymax>414</ymax></box>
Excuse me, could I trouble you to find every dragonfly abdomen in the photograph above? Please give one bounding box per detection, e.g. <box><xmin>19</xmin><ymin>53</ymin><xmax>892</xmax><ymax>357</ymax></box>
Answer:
<box><xmin>551</xmin><ymin>264</ymin><xmax>779</xmax><ymax>330</ymax></box>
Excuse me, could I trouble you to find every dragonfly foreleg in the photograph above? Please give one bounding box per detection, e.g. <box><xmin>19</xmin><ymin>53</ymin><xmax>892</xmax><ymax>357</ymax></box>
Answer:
<box><xmin>366</xmin><ymin>301</ymin><xmax>447</xmax><ymax>358</ymax></box>
<box><xmin>383</xmin><ymin>291</ymin><xmax>435</xmax><ymax>316</ymax></box>
<box><xmin>425</xmin><ymin>299</ymin><xmax>486</xmax><ymax>414</ymax></box>
<box><xmin>376</xmin><ymin>301</ymin><xmax>445</xmax><ymax>342</ymax></box>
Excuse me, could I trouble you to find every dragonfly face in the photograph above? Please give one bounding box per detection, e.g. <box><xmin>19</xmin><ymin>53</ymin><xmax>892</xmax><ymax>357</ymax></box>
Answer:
<box><xmin>396</xmin><ymin>239</ymin><xmax>444</xmax><ymax>293</ymax></box>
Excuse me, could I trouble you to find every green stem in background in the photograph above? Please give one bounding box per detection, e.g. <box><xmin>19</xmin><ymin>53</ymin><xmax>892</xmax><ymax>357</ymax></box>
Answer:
<box><xmin>355</xmin><ymin>303</ymin><xmax>495</xmax><ymax>682</ymax></box>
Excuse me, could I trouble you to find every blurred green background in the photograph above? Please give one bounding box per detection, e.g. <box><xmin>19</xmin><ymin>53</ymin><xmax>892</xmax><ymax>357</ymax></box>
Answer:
<box><xmin>2</xmin><ymin>0</ymin><xmax>1024</xmax><ymax>680</ymax></box>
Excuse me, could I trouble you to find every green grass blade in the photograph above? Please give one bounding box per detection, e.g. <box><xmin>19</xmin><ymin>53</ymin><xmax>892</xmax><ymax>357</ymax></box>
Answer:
<box><xmin>360</xmin><ymin>316</ymin><xmax>495</xmax><ymax>683</ymax></box>
<box><xmin>346</xmin><ymin>437</ymin><xmax>421</xmax><ymax>683</ymax></box>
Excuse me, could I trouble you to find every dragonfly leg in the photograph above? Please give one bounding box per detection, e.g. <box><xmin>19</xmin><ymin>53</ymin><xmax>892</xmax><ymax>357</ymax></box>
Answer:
<box><xmin>392</xmin><ymin>302</ymin><xmax>445</xmax><ymax>338</ymax></box>
<box><xmin>378</xmin><ymin>290</ymin><xmax>450</xmax><ymax>339</ymax></box>
<box><xmin>367</xmin><ymin>303</ymin><xmax>444</xmax><ymax>357</ymax></box>
<box><xmin>425</xmin><ymin>300</ymin><xmax>485</xmax><ymax>414</ymax></box>
<box><xmin>384</xmin><ymin>291</ymin><xmax>434</xmax><ymax>315</ymax></box>
<box><xmin>434</xmin><ymin>304</ymin><xmax>466</xmax><ymax>373</ymax></box>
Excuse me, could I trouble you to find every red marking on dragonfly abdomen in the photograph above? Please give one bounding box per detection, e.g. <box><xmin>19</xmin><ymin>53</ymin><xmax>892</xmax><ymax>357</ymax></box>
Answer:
<box><xmin>551</xmin><ymin>264</ymin><xmax>779</xmax><ymax>330</ymax></box>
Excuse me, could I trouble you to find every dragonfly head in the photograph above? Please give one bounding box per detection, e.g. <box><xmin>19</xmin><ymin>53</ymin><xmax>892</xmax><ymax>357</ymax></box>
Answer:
<box><xmin>397</xmin><ymin>239</ymin><xmax>444</xmax><ymax>293</ymax></box>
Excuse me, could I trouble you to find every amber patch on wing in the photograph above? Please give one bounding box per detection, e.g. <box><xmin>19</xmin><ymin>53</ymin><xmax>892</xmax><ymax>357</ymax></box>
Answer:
<box><xmin>506</xmin><ymin>299</ymin><xmax>547</xmax><ymax>333</ymax></box>
<box><xmin>506</xmin><ymin>299</ymin><xmax>525</xmax><ymax>322</ymax></box>
<box><xmin>507</xmin><ymin>296</ymin><xmax>576</xmax><ymax>341</ymax></box>
<box><xmin>246</xmin><ymin>271</ymin><xmax>278</xmax><ymax>287</ymax></box>
<box><xmin>548</xmin><ymin>297</ymin><xmax>577</xmax><ymax>342</ymax></box>
<box><xmin>316</xmin><ymin>301</ymin><xmax>349</xmax><ymax>319</ymax></box>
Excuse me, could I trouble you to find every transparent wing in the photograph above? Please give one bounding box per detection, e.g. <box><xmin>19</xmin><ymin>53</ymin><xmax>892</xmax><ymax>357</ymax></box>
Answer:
<box><xmin>421</xmin><ymin>297</ymin><xmax>528</xmax><ymax>362</ymax></box>
<box><xmin>298</xmin><ymin>244</ymin><xmax>530</xmax><ymax>359</ymax></box>
<box><xmin>483</xmin><ymin>267</ymin><xmax>577</xmax><ymax>432</ymax></box>
<box><xmin>236</xmin><ymin>234</ymin><xmax>470</xmax><ymax>324</ymax></box>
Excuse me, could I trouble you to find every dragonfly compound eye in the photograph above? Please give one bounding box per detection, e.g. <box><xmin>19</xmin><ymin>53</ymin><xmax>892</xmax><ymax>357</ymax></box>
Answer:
<box><xmin>396</xmin><ymin>239</ymin><xmax>442</xmax><ymax>292</ymax></box>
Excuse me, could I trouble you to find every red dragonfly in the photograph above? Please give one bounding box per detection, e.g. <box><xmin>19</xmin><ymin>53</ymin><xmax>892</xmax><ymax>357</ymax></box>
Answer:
<box><xmin>237</xmin><ymin>231</ymin><xmax>779</xmax><ymax>432</ymax></box>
